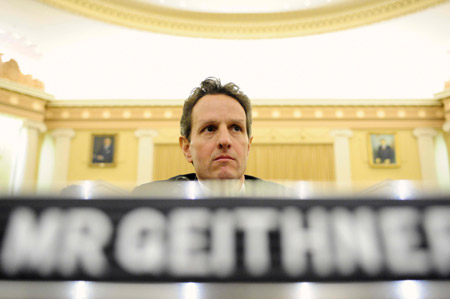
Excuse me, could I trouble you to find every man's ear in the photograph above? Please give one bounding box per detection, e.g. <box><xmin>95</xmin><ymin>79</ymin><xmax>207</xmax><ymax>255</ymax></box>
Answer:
<box><xmin>179</xmin><ymin>136</ymin><xmax>193</xmax><ymax>163</ymax></box>
<box><xmin>248</xmin><ymin>136</ymin><xmax>253</xmax><ymax>153</ymax></box>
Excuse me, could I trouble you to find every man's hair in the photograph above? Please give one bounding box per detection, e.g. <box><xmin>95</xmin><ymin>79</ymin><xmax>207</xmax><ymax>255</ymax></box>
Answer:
<box><xmin>180</xmin><ymin>77</ymin><xmax>252</xmax><ymax>140</ymax></box>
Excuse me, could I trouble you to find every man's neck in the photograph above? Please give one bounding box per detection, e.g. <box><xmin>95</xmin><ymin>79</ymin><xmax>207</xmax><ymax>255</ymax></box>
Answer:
<box><xmin>197</xmin><ymin>177</ymin><xmax>245</xmax><ymax>196</ymax></box>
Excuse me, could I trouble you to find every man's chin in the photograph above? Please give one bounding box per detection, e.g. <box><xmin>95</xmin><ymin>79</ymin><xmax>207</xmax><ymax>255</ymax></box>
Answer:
<box><xmin>216</xmin><ymin>173</ymin><xmax>238</xmax><ymax>180</ymax></box>
<box><xmin>196</xmin><ymin>166</ymin><xmax>244</xmax><ymax>181</ymax></box>
<box><xmin>213</xmin><ymin>168</ymin><xmax>241</xmax><ymax>180</ymax></box>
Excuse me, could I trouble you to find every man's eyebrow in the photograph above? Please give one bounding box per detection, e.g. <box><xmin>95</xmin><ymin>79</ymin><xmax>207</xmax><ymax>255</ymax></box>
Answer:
<box><xmin>197</xmin><ymin>118</ymin><xmax>245</xmax><ymax>125</ymax></box>
<box><xmin>197</xmin><ymin>119</ymin><xmax>218</xmax><ymax>126</ymax></box>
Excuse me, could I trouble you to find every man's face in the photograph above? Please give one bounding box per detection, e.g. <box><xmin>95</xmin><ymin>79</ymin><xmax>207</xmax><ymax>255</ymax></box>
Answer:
<box><xmin>180</xmin><ymin>94</ymin><xmax>252</xmax><ymax>182</ymax></box>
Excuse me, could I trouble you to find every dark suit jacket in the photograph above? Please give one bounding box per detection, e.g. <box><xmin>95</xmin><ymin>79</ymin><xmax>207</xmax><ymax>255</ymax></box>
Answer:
<box><xmin>375</xmin><ymin>145</ymin><xmax>395</xmax><ymax>163</ymax></box>
<box><xmin>93</xmin><ymin>145</ymin><xmax>114</xmax><ymax>163</ymax></box>
<box><xmin>132</xmin><ymin>173</ymin><xmax>290</xmax><ymax>198</ymax></box>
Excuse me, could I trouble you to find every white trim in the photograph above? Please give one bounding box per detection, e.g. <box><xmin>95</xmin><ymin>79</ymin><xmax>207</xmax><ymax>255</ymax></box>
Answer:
<box><xmin>434</xmin><ymin>89</ymin><xmax>450</xmax><ymax>100</ymax></box>
<box><xmin>48</xmin><ymin>99</ymin><xmax>185</xmax><ymax>107</ymax></box>
<box><xmin>0</xmin><ymin>78</ymin><xmax>54</xmax><ymax>101</ymax></box>
<box><xmin>252</xmin><ymin>98</ymin><xmax>441</xmax><ymax>106</ymax></box>
<box><xmin>47</xmin><ymin>98</ymin><xmax>441</xmax><ymax>107</ymax></box>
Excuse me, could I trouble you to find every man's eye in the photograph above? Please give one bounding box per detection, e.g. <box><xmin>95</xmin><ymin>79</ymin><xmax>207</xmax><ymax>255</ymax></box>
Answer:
<box><xmin>232</xmin><ymin>125</ymin><xmax>242</xmax><ymax>132</ymax></box>
<box><xmin>204</xmin><ymin>125</ymin><xmax>215</xmax><ymax>132</ymax></box>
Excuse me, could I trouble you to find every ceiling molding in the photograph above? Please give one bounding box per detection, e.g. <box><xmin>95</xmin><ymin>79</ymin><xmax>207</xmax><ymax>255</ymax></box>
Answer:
<box><xmin>44</xmin><ymin>104</ymin><xmax>445</xmax><ymax>130</ymax></box>
<box><xmin>0</xmin><ymin>78</ymin><xmax>54</xmax><ymax>101</ymax></box>
<box><xmin>47</xmin><ymin>99</ymin><xmax>184</xmax><ymax>107</ymax></box>
<box><xmin>251</xmin><ymin>98</ymin><xmax>442</xmax><ymax>106</ymax></box>
<box><xmin>434</xmin><ymin>88</ymin><xmax>450</xmax><ymax>100</ymax></box>
<box><xmin>0</xmin><ymin>85</ymin><xmax>48</xmax><ymax>121</ymax></box>
<box><xmin>47</xmin><ymin>98</ymin><xmax>442</xmax><ymax>107</ymax></box>
<box><xmin>38</xmin><ymin>0</ymin><xmax>447</xmax><ymax>39</ymax></box>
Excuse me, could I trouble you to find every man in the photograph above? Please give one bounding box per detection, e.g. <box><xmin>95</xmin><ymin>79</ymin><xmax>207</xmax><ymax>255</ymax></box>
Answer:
<box><xmin>133</xmin><ymin>77</ymin><xmax>279</xmax><ymax>197</ymax></box>
<box><xmin>93</xmin><ymin>137</ymin><xmax>114</xmax><ymax>163</ymax></box>
<box><xmin>374</xmin><ymin>138</ymin><xmax>395</xmax><ymax>164</ymax></box>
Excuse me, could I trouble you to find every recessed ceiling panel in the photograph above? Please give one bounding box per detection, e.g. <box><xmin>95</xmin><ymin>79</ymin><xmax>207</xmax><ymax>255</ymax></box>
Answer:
<box><xmin>37</xmin><ymin>0</ymin><xmax>448</xmax><ymax>38</ymax></box>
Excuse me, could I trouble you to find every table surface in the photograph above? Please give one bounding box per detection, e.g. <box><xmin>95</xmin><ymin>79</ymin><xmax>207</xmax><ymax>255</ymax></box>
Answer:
<box><xmin>0</xmin><ymin>280</ymin><xmax>449</xmax><ymax>299</ymax></box>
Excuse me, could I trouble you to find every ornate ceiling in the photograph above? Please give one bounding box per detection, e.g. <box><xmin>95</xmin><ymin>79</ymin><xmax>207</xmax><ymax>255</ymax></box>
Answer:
<box><xmin>1</xmin><ymin>0</ymin><xmax>449</xmax><ymax>100</ymax></box>
<box><xmin>39</xmin><ymin>0</ymin><xmax>446</xmax><ymax>38</ymax></box>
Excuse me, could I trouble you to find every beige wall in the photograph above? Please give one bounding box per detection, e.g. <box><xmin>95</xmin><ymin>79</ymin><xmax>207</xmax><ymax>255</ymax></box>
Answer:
<box><xmin>350</xmin><ymin>129</ymin><xmax>422</xmax><ymax>189</ymax></box>
<box><xmin>58</xmin><ymin>126</ymin><xmax>448</xmax><ymax>191</ymax></box>
<box><xmin>154</xmin><ymin>144</ymin><xmax>195</xmax><ymax>180</ymax></box>
<box><xmin>56</xmin><ymin>126</ymin><xmax>450</xmax><ymax>190</ymax></box>
<box><xmin>153</xmin><ymin>143</ymin><xmax>335</xmax><ymax>182</ymax></box>
<box><xmin>67</xmin><ymin>129</ymin><xmax>138</xmax><ymax>190</ymax></box>
<box><xmin>246</xmin><ymin>144</ymin><xmax>335</xmax><ymax>181</ymax></box>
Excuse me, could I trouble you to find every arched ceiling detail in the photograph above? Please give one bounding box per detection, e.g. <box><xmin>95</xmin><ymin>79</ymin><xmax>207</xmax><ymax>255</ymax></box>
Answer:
<box><xmin>38</xmin><ymin>0</ymin><xmax>446</xmax><ymax>39</ymax></box>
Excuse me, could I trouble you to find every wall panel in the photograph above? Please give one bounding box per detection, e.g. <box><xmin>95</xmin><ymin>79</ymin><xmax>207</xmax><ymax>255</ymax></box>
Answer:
<box><xmin>153</xmin><ymin>144</ymin><xmax>195</xmax><ymax>180</ymax></box>
<box><xmin>247</xmin><ymin>144</ymin><xmax>334</xmax><ymax>181</ymax></box>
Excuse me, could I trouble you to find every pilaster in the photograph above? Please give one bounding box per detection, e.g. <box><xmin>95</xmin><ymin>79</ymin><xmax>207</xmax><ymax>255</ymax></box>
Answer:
<box><xmin>135</xmin><ymin>129</ymin><xmax>158</xmax><ymax>186</ymax></box>
<box><xmin>330</xmin><ymin>129</ymin><xmax>353</xmax><ymax>188</ymax></box>
<box><xmin>12</xmin><ymin>120</ymin><xmax>46</xmax><ymax>194</ymax></box>
<box><xmin>413</xmin><ymin>128</ymin><xmax>438</xmax><ymax>185</ymax></box>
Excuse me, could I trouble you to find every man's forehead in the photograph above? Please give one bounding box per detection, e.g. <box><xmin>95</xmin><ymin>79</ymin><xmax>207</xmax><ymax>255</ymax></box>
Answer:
<box><xmin>192</xmin><ymin>95</ymin><xmax>246</xmax><ymax>120</ymax></box>
<box><xmin>195</xmin><ymin>94</ymin><xmax>243</xmax><ymax>107</ymax></box>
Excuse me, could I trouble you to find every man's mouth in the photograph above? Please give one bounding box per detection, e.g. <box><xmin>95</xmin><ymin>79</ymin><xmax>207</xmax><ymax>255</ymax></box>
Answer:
<box><xmin>214</xmin><ymin>155</ymin><xmax>234</xmax><ymax>162</ymax></box>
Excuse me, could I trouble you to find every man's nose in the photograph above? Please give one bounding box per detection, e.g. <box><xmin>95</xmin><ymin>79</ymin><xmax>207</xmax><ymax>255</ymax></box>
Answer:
<box><xmin>217</xmin><ymin>127</ymin><xmax>231</xmax><ymax>149</ymax></box>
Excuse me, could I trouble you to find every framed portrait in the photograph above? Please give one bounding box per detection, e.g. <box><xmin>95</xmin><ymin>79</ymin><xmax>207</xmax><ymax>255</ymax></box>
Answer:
<box><xmin>90</xmin><ymin>134</ymin><xmax>117</xmax><ymax>167</ymax></box>
<box><xmin>368</xmin><ymin>133</ymin><xmax>399</xmax><ymax>168</ymax></box>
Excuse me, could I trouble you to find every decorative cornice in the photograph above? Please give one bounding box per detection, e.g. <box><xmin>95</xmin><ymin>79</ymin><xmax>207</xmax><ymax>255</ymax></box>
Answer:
<box><xmin>45</xmin><ymin>106</ymin><xmax>182</xmax><ymax>121</ymax></box>
<box><xmin>0</xmin><ymin>84</ymin><xmax>49</xmax><ymax>121</ymax></box>
<box><xmin>38</xmin><ymin>0</ymin><xmax>447</xmax><ymax>39</ymax></box>
<box><xmin>440</xmin><ymin>96</ymin><xmax>450</xmax><ymax>122</ymax></box>
<box><xmin>434</xmin><ymin>88</ymin><xmax>450</xmax><ymax>100</ymax></box>
<box><xmin>48</xmin><ymin>99</ymin><xmax>183</xmax><ymax>107</ymax></box>
<box><xmin>48</xmin><ymin>98</ymin><xmax>441</xmax><ymax>107</ymax></box>
<box><xmin>44</xmin><ymin>103</ymin><xmax>446</xmax><ymax>130</ymax></box>
<box><xmin>251</xmin><ymin>106</ymin><xmax>445</xmax><ymax>120</ymax></box>
<box><xmin>0</xmin><ymin>78</ymin><xmax>54</xmax><ymax>101</ymax></box>
<box><xmin>251</xmin><ymin>98</ymin><xmax>441</xmax><ymax>106</ymax></box>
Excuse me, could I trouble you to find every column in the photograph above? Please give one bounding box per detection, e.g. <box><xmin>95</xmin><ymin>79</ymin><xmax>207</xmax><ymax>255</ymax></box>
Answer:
<box><xmin>413</xmin><ymin>128</ymin><xmax>438</xmax><ymax>185</ymax></box>
<box><xmin>51</xmin><ymin>129</ymin><xmax>75</xmax><ymax>189</ymax></box>
<box><xmin>330</xmin><ymin>129</ymin><xmax>353</xmax><ymax>188</ymax></box>
<box><xmin>135</xmin><ymin>129</ymin><xmax>158</xmax><ymax>186</ymax></box>
<box><xmin>443</xmin><ymin>122</ymin><xmax>450</xmax><ymax>134</ymax></box>
<box><xmin>436</xmin><ymin>122</ymin><xmax>450</xmax><ymax>189</ymax></box>
<box><xmin>12</xmin><ymin>120</ymin><xmax>46</xmax><ymax>194</ymax></box>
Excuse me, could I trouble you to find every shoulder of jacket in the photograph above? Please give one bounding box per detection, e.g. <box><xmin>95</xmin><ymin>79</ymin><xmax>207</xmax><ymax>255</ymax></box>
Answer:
<box><xmin>168</xmin><ymin>173</ymin><xmax>197</xmax><ymax>181</ymax></box>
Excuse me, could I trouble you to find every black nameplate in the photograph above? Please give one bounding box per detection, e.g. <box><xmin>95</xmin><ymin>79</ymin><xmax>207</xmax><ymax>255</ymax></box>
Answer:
<box><xmin>0</xmin><ymin>197</ymin><xmax>449</xmax><ymax>281</ymax></box>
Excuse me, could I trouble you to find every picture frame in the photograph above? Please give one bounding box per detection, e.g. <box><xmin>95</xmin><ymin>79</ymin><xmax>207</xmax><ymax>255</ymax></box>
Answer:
<box><xmin>368</xmin><ymin>132</ymin><xmax>399</xmax><ymax>168</ymax></box>
<box><xmin>90</xmin><ymin>134</ymin><xmax>117</xmax><ymax>167</ymax></box>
